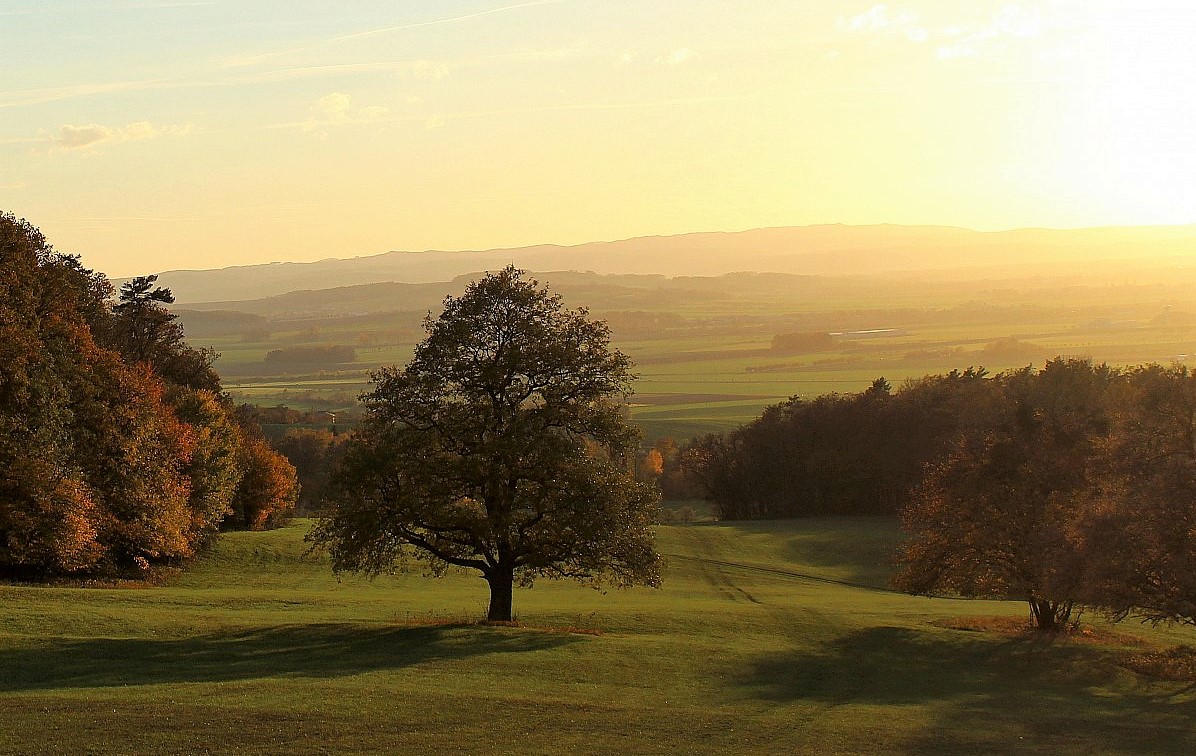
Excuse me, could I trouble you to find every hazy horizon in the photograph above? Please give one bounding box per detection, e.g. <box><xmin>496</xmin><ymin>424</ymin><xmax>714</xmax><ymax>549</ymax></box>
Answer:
<box><xmin>5</xmin><ymin>1</ymin><xmax>1194</xmax><ymax>278</ymax></box>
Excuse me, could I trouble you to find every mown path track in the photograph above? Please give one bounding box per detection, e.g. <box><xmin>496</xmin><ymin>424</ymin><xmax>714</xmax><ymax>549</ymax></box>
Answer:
<box><xmin>664</xmin><ymin>552</ymin><xmax>898</xmax><ymax>593</ymax></box>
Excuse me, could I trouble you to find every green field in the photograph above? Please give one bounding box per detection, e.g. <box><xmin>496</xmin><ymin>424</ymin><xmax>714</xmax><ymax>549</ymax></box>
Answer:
<box><xmin>2</xmin><ymin>519</ymin><xmax>1193</xmax><ymax>754</ymax></box>
<box><xmin>182</xmin><ymin>268</ymin><xmax>1196</xmax><ymax>442</ymax></box>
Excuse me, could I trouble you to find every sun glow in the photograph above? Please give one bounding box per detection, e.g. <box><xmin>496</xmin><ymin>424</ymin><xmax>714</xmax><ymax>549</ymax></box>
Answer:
<box><xmin>1053</xmin><ymin>2</ymin><xmax>1196</xmax><ymax>224</ymax></box>
<box><xmin>2</xmin><ymin>1</ymin><xmax>1196</xmax><ymax>274</ymax></box>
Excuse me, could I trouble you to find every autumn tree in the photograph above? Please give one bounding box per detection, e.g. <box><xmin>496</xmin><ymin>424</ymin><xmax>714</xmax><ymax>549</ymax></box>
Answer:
<box><xmin>1</xmin><ymin>217</ymin><xmax>108</xmax><ymax>572</ymax></box>
<box><xmin>230</xmin><ymin>435</ymin><xmax>300</xmax><ymax>530</ymax></box>
<box><xmin>274</xmin><ymin>428</ymin><xmax>346</xmax><ymax>511</ymax></box>
<box><xmin>310</xmin><ymin>267</ymin><xmax>661</xmax><ymax>621</ymax></box>
<box><xmin>638</xmin><ymin>448</ymin><xmax>664</xmax><ymax>483</ymax></box>
<box><xmin>105</xmin><ymin>274</ymin><xmax>220</xmax><ymax>391</ymax></box>
<box><xmin>169</xmin><ymin>388</ymin><xmax>245</xmax><ymax>545</ymax></box>
<box><xmin>106</xmin><ymin>276</ymin><xmax>297</xmax><ymax>534</ymax></box>
<box><xmin>1</xmin><ymin>213</ymin><xmax>296</xmax><ymax>576</ymax></box>
<box><xmin>679</xmin><ymin>368</ymin><xmax>996</xmax><ymax>519</ymax></box>
<box><xmin>893</xmin><ymin>359</ymin><xmax>1120</xmax><ymax>631</ymax></box>
<box><xmin>1075</xmin><ymin>364</ymin><xmax>1196</xmax><ymax>626</ymax></box>
<box><xmin>1</xmin><ymin>214</ymin><xmax>195</xmax><ymax>573</ymax></box>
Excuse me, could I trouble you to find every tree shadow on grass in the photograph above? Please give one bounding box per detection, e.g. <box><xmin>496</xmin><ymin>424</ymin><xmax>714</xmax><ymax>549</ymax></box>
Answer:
<box><xmin>776</xmin><ymin>527</ymin><xmax>899</xmax><ymax>590</ymax></box>
<box><xmin>0</xmin><ymin>622</ymin><xmax>580</xmax><ymax>692</ymax></box>
<box><xmin>739</xmin><ymin>625</ymin><xmax>1196</xmax><ymax>753</ymax></box>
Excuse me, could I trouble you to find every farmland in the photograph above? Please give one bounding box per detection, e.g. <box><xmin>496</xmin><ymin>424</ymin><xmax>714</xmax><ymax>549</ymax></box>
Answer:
<box><xmin>177</xmin><ymin>263</ymin><xmax>1196</xmax><ymax>441</ymax></box>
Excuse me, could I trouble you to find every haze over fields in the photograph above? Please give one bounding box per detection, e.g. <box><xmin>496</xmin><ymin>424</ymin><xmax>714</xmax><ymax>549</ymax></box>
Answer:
<box><xmin>147</xmin><ymin>221</ymin><xmax>1196</xmax><ymax>445</ymax></box>
<box><xmin>144</xmin><ymin>223</ymin><xmax>1196</xmax><ymax>304</ymax></box>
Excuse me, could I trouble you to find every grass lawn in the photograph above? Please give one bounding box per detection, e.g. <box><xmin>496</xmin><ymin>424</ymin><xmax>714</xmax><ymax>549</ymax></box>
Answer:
<box><xmin>2</xmin><ymin>518</ymin><xmax>1194</xmax><ymax>754</ymax></box>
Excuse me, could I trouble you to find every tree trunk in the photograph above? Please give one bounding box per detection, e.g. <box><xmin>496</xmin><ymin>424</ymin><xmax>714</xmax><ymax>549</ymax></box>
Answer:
<box><xmin>486</xmin><ymin>568</ymin><xmax>514</xmax><ymax>622</ymax></box>
<box><xmin>1029</xmin><ymin>598</ymin><xmax>1072</xmax><ymax>632</ymax></box>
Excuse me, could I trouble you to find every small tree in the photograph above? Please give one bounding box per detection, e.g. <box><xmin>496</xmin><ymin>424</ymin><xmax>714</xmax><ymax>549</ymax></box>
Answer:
<box><xmin>310</xmin><ymin>267</ymin><xmax>661</xmax><ymax>621</ymax></box>
<box><xmin>107</xmin><ymin>275</ymin><xmax>220</xmax><ymax>391</ymax></box>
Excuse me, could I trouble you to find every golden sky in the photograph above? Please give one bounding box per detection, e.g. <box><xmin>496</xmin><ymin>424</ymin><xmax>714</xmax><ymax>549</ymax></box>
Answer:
<box><xmin>2</xmin><ymin>1</ymin><xmax>1194</xmax><ymax>276</ymax></box>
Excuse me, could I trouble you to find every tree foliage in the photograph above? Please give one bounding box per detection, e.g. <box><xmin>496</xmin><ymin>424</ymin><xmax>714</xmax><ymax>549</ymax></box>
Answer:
<box><xmin>685</xmin><ymin>353</ymin><xmax>1196</xmax><ymax>632</ymax></box>
<box><xmin>0</xmin><ymin>213</ymin><xmax>296</xmax><ymax>577</ymax></box>
<box><xmin>310</xmin><ymin>267</ymin><xmax>661</xmax><ymax>621</ymax></box>
<box><xmin>264</xmin><ymin>344</ymin><xmax>356</xmax><ymax>365</ymax></box>
<box><xmin>683</xmin><ymin>368</ymin><xmax>991</xmax><ymax>518</ymax></box>
<box><xmin>105</xmin><ymin>275</ymin><xmax>221</xmax><ymax>391</ymax></box>
<box><xmin>893</xmin><ymin>359</ymin><xmax>1196</xmax><ymax>631</ymax></box>
<box><xmin>273</xmin><ymin>428</ymin><xmax>347</xmax><ymax>512</ymax></box>
<box><xmin>1072</xmin><ymin>364</ymin><xmax>1196</xmax><ymax>627</ymax></box>
<box><xmin>893</xmin><ymin>360</ymin><xmax>1119</xmax><ymax>630</ymax></box>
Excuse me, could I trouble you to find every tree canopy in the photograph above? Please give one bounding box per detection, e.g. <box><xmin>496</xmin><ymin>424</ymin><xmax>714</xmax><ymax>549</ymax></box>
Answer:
<box><xmin>310</xmin><ymin>266</ymin><xmax>661</xmax><ymax>621</ymax></box>
<box><xmin>0</xmin><ymin>213</ymin><xmax>297</xmax><ymax>576</ymax></box>
<box><xmin>681</xmin><ymin>355</ymin><xmax>1196</xmax><ymax>632</ymax></box>
<box><xmin>890</xmin><ymin>359</ymin><xmax>1196</xmax><ymax>631</ymax></box>
<box><xmin>892</xmin><ymin>359</ymin><xmax>1118</xmax><ymax>630</ymax></box>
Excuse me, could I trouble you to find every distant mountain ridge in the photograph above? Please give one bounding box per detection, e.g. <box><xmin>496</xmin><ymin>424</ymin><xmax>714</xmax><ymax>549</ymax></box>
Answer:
<box><xmin>142</xmin><ymin>223</ymin><xmax>1196</xmax><ymax>304</ymax></box>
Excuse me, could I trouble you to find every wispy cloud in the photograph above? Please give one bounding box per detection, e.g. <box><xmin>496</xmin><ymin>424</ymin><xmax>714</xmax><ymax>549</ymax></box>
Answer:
<box><xmin>253</xmin><ymin>91</ymin><xmax>764</xmax><ymax>136</ymax></box>
<box><xmin>404</xmin><ymin>60</ymin><xmax>451</xmax><ymax>82</ymax></box>
<box><xmin>0</xmin><ymin>2</ymin><xmax>212</xmax><ymax>16</ymax></box>
<box><xmin>222</xmin><ymin>0</ymin><xmax>564</xmax><ymax>68</ymax></box>
<box><xmin>0</xmin><ymin>49</ymin><xmax>584</xmax><ymax>110</ymax></box>
<box><xmin>936</xmin><ymin>5</ymin><xmax>1045</xmax><ymax>59</ymax></box>
<box><xmin>837</xmin><ymin>5</ymin><xmax>929</xmax><ymax>43</ymax></box>
<box><xmin>0</xmin><ymin>181</ymin><xmax>27</xmax><ymax>190</ymax></box>
<box><xmin>46</xmin><ymin>121</ymin><xmax>192</xmax><ymax>152</ymax></box>
<box><xmin>302</xmin><ymin>92</ymin><xmax>392</xmax><ymax>138</ymax></box>
<box><xmin>661</xmin><ymin>48</ymin><xmax>697</xmax><ymax>65</ymax></box>
<box><xmin>0</xmin><ymin>78</ymin><xmax>171</xmax><ymax>109</ymax></box>
<box><xmin>837</xmin><ymin>3</ymin><xmax>1053</xmax><ymax>57</ymax></box>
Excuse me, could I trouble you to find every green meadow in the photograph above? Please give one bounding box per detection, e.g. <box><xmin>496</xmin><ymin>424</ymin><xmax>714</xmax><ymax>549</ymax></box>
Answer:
<box><xmin>2</xmin><ymin>519</ymin><xmax>1193</xmax><ymax>754</ymax></box>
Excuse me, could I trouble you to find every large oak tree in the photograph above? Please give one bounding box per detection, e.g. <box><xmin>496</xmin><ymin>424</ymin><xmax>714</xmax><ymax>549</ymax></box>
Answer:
<box><xmin>310</xmin><ymin>267</ymin><xmax>661</xmax><ymax>621</ymax></box>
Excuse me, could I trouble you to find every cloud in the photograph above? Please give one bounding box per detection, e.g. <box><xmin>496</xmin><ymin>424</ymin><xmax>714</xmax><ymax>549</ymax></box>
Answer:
<box><xmin>304</xmin><ymin>93</ymin><xmax>392</xmax><ymax>135</ymax></box>
<box><xmin>838</xmin><ymin>3</ymin><xmax>1056</xmax><ymax>58</ymax></box>
<box><xmin>1</xmin><ymin>48</ymin><xmax>586</xmax><ymax>112</ymax></box>
<box><xmin>404</xmin><ymin>60</ymin><xmax>451</xmax><ymax>82</ymax></box>
<box><xmin>837</xmin><ymin>4</ymin><xmax>928</xmax><ymax>42</ymax></box>
<box><xmin>357</xmin><ymin>106</ymin><xmax>391</xmax><ymax>121</ymax></box>
<box><xmin>0</xmin><ymin>181</ymin><xmax>26</xmax><ymax>190</ymax></box>
<box><xmin>663</xmin><ymin>48</ymin><xmax>696</xmax><ymax>65</ymax></box>
<box><xmin>47</xmin><ymin>120</ymin><xmax>191</xmax><ymax>152</ymax></box>
<box><xmin>315</xmin><ymin>91</ymin><xmax>353</xmax><ymax>116</ymax></box>
<box><xmin>936</xmin><ymin>5</ymin><xmax>1045</xmax><ymax>59</ymax></box>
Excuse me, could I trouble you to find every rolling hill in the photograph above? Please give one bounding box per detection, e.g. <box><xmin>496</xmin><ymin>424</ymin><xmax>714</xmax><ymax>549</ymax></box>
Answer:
<box><xmin>143</xmin><ymin>223</ymin><xmax>1196</xmax><ymax>304</ymax></box>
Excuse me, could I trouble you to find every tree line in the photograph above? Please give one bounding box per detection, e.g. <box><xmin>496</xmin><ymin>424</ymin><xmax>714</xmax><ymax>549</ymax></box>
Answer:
<box><xmin>682</xmin><ymin>371</ymin><xmax>989</xmax><ymax>518</ymax></box>
<box><xmin>682</xmin><ymin>358</ymin><xmax>1196</xmax><ymax>630</ymax></box>
<box><xmin>0</xmin><ymin>214</ymin><xmax>298</xmax><ymax>578</ymax></box>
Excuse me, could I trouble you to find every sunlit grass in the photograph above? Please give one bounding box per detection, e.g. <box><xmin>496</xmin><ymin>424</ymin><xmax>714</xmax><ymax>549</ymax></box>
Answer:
<box><xmin>2</xmin><ymin>519</ymin><xmax>1194</xmax><ymax>754</ymax></box>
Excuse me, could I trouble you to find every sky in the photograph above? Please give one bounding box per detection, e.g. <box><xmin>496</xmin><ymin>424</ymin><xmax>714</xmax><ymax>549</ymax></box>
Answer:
<box><xmin>2</xmin><ymin>0</ymin><xmax>1195</xmax><ymax>277</ymax></box>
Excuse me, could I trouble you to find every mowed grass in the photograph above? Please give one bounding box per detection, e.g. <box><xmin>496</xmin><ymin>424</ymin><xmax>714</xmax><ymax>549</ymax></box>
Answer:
<box><xmin>3</xmin><ymin>520</ymin><xmax>1195</xmax><ymax>755</ymax></box>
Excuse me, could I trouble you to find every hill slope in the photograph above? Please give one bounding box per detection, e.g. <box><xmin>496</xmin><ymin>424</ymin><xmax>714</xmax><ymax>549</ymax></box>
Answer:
<box><xmin>146</xmin><ymin>223</ymin><xmax>1196</xmax><ymax>304</ymax></box>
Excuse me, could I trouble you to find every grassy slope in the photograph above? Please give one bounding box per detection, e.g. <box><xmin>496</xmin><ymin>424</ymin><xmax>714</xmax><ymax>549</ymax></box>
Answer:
<box><xmin>2</xmin><ymin>520</ymin><xmax>1194</xmax><ymax>755</ymax></box>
